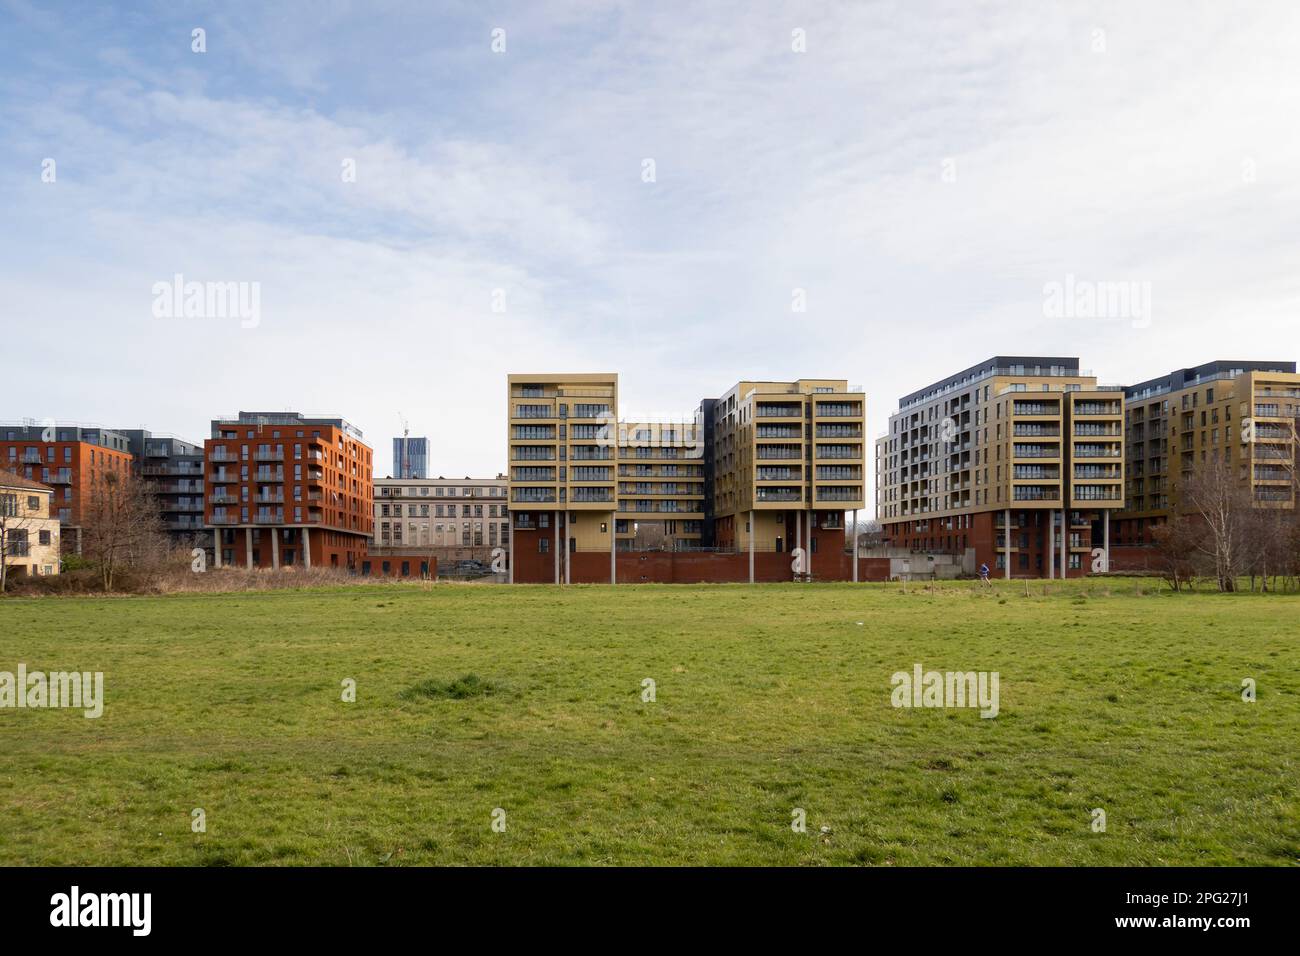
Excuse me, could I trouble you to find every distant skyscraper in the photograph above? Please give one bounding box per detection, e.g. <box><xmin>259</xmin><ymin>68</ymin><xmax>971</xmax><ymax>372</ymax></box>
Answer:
<box><xmin>393</xmin><ymin>436</ymin><xmax>429</xmax><ymax>479</ymax></box>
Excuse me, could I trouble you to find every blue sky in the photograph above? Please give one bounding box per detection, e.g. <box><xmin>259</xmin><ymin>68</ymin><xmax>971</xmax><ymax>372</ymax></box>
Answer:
<box><xmin>3</xmin><ymin>1</ymin><xmax>1299</xmax><ymax>497</ymax></box>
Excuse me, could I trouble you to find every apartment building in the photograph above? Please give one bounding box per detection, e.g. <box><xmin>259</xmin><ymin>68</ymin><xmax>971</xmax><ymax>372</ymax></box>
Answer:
<box><xmin>0</xmin><ymin>423</ymin><xmax>135</xmax><ymax>553</ymax></box>
<box><xmin>709</xmin><ymin>379</ymin><xmax>867</xmax><ymax>573</ymax></box>
<box><xmin>203</xmin><ymin>412</ymin><xmax>373</xmax><ymax>570</ymax></box>
<box><xmin>373</xmin><ymin>475</ymin><xmax>509</xmax><ymax>565</ymax></box>
<box><xmin>116</xmin><ymin>429</ymin><xmax>213</xmax><ymax>558</ymax></box>
<box><xmin>1114</xmin><ymin>360</ymin><xmax>1300</xmax><ymax>547</ymax></box>
<box><xmin>0</xmin><ymin>471</ymin><xmax>61</xmax><ymax>580</ymax></box>
<box><xmin>392</xmin><ymin>436</ymin><xmax>429</xmax><ymax>479</ymax></box>
<box><xmin>876</xmin><ymin>357</ymin><xmax>1124</xmax><ymax>578</ymax></box>
<box><xmin>507</xmin><ymin>373</ymin><xmax>866</xmax><ymax>583</ymax></box>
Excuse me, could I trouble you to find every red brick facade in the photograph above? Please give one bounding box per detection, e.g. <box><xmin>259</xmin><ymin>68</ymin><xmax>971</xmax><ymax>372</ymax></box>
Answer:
<box><xmin>883</xmin><ymin>508</ymin><xmax>1109</xmax><ymax>578</ymax></box>
<box><xmin>205</xmin><ymin>417</ymin><xmax>373</xmax><ymax>570</ymax></box>
<box><xmin>0</xmin><ymin>440</ymin><xmax>134</xmax><ymax>535</ymax></box>
<box><xmin>511</xmin><ymin>525</ymin><xmax>889</xmax><ymax>583</ymax></box>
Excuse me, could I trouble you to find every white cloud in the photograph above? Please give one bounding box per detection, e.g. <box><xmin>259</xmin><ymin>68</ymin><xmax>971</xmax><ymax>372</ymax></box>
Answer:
<box><xmin>2</xmin><ymin>0</ymin><xmax>1299</xmax><ymax>493</ymax></box>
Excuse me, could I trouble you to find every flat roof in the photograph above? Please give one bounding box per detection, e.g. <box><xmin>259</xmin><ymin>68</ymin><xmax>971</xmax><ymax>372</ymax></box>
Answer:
<box><xmin>1124</xmin><ymin>360</ymin><xmax>1297</xmax><ymax>400</ymax></box>
<box><xmin>898</xmin><ymin>356</ymin><xmax>1081</xmax><ymax>407</ymax></box>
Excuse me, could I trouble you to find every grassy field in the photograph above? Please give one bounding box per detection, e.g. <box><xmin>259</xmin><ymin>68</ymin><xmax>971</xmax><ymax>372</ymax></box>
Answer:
<box><xmin>0</xmin><ymin>579</ymin><xmax>1296</xmax><ymax>866</ymax></box>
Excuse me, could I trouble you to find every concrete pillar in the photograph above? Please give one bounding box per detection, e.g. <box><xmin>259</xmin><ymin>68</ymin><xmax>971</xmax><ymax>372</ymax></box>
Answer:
<box><xmin>271</xmin><ymin>529</ymin><xmax>280</xmax><ymax>570</ymax></box>
<box><xmin>302</xmin><ymin>528</ymin><xmax>311</xmax><ymax>568</ymax></box>
<box><xmin>245</xmin><ymin>529</ymin><xmax>254</xmax><ymax>569</ymax></box>
<box><xmin>508</xmin><ymin>518</ymin><xmax>514</xmax><ymax>584</ymax></box>
<box><xmin>809</xmin><ymin>507</ymin><xmax>815</xmax><ymax>579</ymax></box>
<box><xmin>565</xmin><ymin>513</ymin><xmax>572</xmax><ymax>585</ymax></box>
<box><xmin>1047</xmin><ymin>513</ymin><xmax>1054</xmax><ymax>580</ymax></box>
<box><xmin>748</xmin><ymin>511</ymin><xmax>755</xmax><ymax>584</ymax></box>
<box><xmin>212</xmin><ymin>530</ymin><xmax>221</xmax><ymax>568</ymax></box>
<box><xmin>553</xmin><ymin>510</ymin><xmax>559</xmax><ymax>584</ymax></box>
<box><xmin>794</xmin><ymin>510</ymin><xmax>802</xmax><ymax>579</ymax></box>
<box><xmin>1060</xmin><ymin>509</ymin><xmax>1068</xmax><ymax>579</ymax></box>
<box><xmin>852</xmin><ymin>508</ymin><xmax>858</xmax><ymax>582</ymax></box>
<box><xmin>609</xmin><ymin>515</ymin><xmax>616</xmax><ymax>585</ymax></box>
<box><xmin>1103</xmin><ymin>509</ymin><xmax>1110</xmax><ymax>573</ymax></box>
<box><xmin>1003</xmin><ymin>509</ymin><xmax>1011</xmax><ymax>579</ymax></box>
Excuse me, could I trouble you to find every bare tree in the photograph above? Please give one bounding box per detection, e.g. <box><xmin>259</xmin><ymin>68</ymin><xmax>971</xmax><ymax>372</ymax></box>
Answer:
<box><xmin>1180</xmin><ymin>456</ymin><xmax>1254</xmax><ymax>592</ymax></box>
<box><xmin>81</xmin><ymin>471</ymin><xmax>167</xmax><ymax>591</ymax></box>
<box><xmin>1150</xmin><ymin>514</ymin><xmax>1201</xmax><ymax>592</ymax></box>
<box><xmin>856</xmin><ymin>518</ymin><xmax>884</xmax><ymax>550</ymax></box>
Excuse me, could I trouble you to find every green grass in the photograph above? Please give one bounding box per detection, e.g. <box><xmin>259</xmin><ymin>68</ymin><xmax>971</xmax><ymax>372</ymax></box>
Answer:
<box><xmin>0</xmin><ymin>579</ymin><xmax>1296</xmax><ymax>866</ymax></box>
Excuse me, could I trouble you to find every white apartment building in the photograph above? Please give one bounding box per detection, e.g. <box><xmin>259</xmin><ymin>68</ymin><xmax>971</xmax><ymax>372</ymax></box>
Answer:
<box><xmin>373</xmin><ymin>474</ymin><xmax>509</xmax><ymax>563</ymax></box>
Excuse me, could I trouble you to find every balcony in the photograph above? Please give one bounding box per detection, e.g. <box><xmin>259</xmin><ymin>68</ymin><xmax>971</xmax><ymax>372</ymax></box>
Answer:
<box><xmin>814</xmin><ymin>402</ymin><xmax>862</xmax><ymax>418</ymax></box>
<box><xmin>816</xmin><ymin>488</ymin><xmax>862</xmax><ymax>502</ymax></box>
<box><xmin>816</xmin><ymin>424</ymin><xmax>862</xmax><ymax>438</ymax></box>
<box><xmin>815</xmin><ymin>444</ymin><xmax>862</xmax><ymax>460</ymax></box>
<box><xmin>755</xmin><ymin>489</ymin><xmax>801</xmax><ymax>502</ymax></box>
<box><xmin>1012</xmin><ymin>403</ymin><xmax>1059</xmax><ymax>417</ymax></box>
<box><xmin>1074</xmin><ymin>444</ymin><xmax>1122</xmax><ymax>458</ymax></box>
<box><xmin>1012</xmin><ymin>487</ymin><xmax>1058</xmax><ymax>501</ymax></box>
<box><xmin>254</xmin><ymin>470</ymin><xmax>285</xmax><ymax>482</ymax></box>
<box><xmin>1008</xmin><ymin>444</ymin><xmax>1060</xmax><ymax>460</ymax></box>
<box><xmin>512</xmin><ymin>490</ymin><xmax>557</xmax><ymax>503</ymax></box>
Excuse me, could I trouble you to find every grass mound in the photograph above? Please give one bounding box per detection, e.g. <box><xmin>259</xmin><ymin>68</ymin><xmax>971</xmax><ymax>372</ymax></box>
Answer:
<box><xmin>399</xmin><ymin>674</ymin><xmax>497</xmax><ymax>701</ymax></box>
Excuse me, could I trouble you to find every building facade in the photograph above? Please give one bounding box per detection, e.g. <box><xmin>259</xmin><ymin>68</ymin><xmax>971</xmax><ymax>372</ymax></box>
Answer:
<box><xmin>392</xmin><ymin>436</ymin><xmax>429</xmax><ymax>479</ymax></box>
<box><xmin>1113</xmin><ymin>360</ymin><xmax>1300</xmax><ymax>547</ymax></box>
<box><xmin>507</xmin><ymin>373</ymin><xmax>867</xmax><ymax>583</ymax></box>
<box><xmin>116</xmin><ymin>429</ymin><xmax>213</xmax><ymax>559</ymax></box>
<box><xmin>0</xmin><ymin>471</ymin><xmax>61</xmax><ymax>580</ymax></box>
<box><xmin>373</xmin><ymin>475</ymin><xmax>509</xmax><ymax>565</ymax></box>
<box><xmin>876</xmin><ymin>357</ymin><xmax>1124</xmax><ymax>578</ymax></box>
<box><xmin>0</xmin><ymin>423</ymin><xmax>135</xmax><ymax>553</ymax></box>
<box><xmin>203</xmin><ymin>412</ymin><xmax>373</xmax><ymax>570</ymax></box>
<box><xmin>709</xmin><ymin>379</ymin><xmax>866</xmax><ymax>571</ymax></box>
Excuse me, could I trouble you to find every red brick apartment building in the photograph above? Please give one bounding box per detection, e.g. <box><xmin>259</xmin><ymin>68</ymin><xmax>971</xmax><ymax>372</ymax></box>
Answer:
<box><xmin>203</xmin><ymin>412</ymin><xmax>373</xmax><ymax>570</ymax></box>
<box><xmin>0</xmin><ymin>423</ymin><xmax>135</xmax><ymax>553</ymax></box>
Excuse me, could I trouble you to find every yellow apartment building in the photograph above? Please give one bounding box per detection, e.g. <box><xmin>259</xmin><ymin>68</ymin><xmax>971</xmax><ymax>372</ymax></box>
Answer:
<box><xmin>1115</xmin><ymin>360</ymin><xmax>1300</xmax><ymax>547</ymax></box>
<box><xmin>876</xmin><ymin>356</ymin><xmax>1124</xmax><ymax>578</ymax></box>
